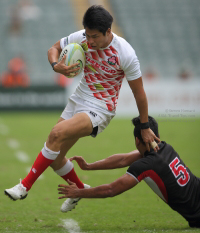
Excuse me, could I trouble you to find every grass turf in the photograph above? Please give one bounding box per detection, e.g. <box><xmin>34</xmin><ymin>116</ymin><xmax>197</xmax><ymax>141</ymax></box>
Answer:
<box><xmin>0</xmin><ymin>112</ymin><xmax>199</xmax><ymax>233</ymax></box>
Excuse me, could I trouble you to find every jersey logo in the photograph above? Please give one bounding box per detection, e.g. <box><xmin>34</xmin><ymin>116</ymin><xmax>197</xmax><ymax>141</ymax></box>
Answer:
<box><xmin>108</xmin><ymin>56</ymin><xmax>117</xmax><ymax>65</ymax></box>
<box><xmin>64</xmin><ymin>37</ymin><xmax>68</xmax><ymax>47</ymax></box>
<box><xmin>89</xmin><ymin>111</ymin><xmax>97</xmax><ymax>117</ymax></box>
<box><xmin>169</xmin><ymin>157</ymin><xmax>190</xmax><ymax>187</ymax></box>
<box><xmin>86</xmin><ymin>56</ymin><xmax>116</xmax><ymax>74</ymax></box>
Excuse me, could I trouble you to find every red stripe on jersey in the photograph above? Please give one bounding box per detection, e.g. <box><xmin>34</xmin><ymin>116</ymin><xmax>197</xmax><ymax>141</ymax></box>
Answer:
<box><xmin>118</xmin><ymin>71</ymin><xmax>125</xmax><ymax>75</ymax></box>
<box><xmin>89</xmin><ymin>74</ymin><xmax>96</xmax><ymax>82</ymax></box>
<box><xmin>114</xmin><ymin>85</ymin><xmax>119</xmax><ymax>91</ymax></box>
<box><xmin>107</xmin><ymin>89</ymin><xmax>115</xmax><ymax>96</ymax></box>
<box><xmin>107</xmin><ymin>81</ymin><xmax>116</xmax><ymax>85</ymax></box>
<box><xmin>93</xmin><ymin>93</ymin><xmax>102</xmax><ymax>100</ymax></box>
<box><xmin>91</xmin><ymin>51</ymin><xmax>99</xmax><ymax>60</ymax></box>
<box><xmin>104</xmin><ymin>49</ymin><xmax>112</xmax><ymax>57</ymax></box>
<box><xmin>84</xmin><ymin>75</ymin><xmax>91</xmax><ymax>83</ymax></box>
<box><xmin>95</xmin><ymin>74</ymin><xmax>104</xmax><ymax>81</ymax></box>
<box><xmin>88</xmin><ymin>85</ymin><xmax>96</xmax><ymax>91</ymax></box>
<box><xmin>101</xmin><ymin>82</ymin><xmax>111</xmax><ymax>88</ymax></box>
<box><xmin>97</xmin><ymin>50</ymin><xmax>105</xmax><ymax>59</ymax></box>
<box><xmin>87</xmin><ymin>42</ymin><xmax>92</xmax><ymax>49</ymax></box>
<box><xmin>104</xmin><ymin>73</ymin><xmax>115</xmax><ymax>79</ymax></box>
<box><xmin>106</xmin><ymin>103</ymin><xmax>113</xmax><ymax>111</ymax></box>
<box><xmin>116</xmin><ymin>75</ymin><xmax>125</xmax><ymax>81</ymax></box>
<box><xmin>99</xmin><ymin>92</ymin><xmax>109</xmax><ymax>98</ymax></box>
<box><xmin>109</xmin><ymin>46</ymin><xmax>118</xmax><ymax>55</ymax></box>
<box><xmin>84</xmin><ymin>66</ymin><xmax>90</xmax><ymax>73</ymax></box>
<box><xmin>137</xmin><ymin>170</ymin><xmax>168</xmax><ymax>203</ymax></box>
<box><xmin>115</xmin><ymin>57</ymin><xmax>119</xmax><ymax>66</ymax></box>
<box><xmin>112</xmin><ymin>97</ymin><xmax>117</xmax><ymax>104</ymax></box>
<box><xmin>102</xmin><ymin>61</ymin><xmax>109</xmax><ymax>67</ymax></box>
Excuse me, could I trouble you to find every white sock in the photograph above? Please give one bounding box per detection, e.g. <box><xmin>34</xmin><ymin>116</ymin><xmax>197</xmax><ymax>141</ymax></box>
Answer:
<box><xmin>55</xmin><ymin>160</ymin><xmax>74</xmax><ymax>176</ymax></box>
<box><xmin>41</xmin><ymin>142</ymin><xmax>60</xmax><ymax>160</ymax></box>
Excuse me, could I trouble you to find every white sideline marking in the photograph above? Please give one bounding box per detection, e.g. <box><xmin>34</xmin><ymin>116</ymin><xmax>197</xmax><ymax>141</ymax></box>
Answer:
<box><xmin>61</xmin><ymin>219</ymin><xmax>81</xmax><ymax>233</ymax></box>
<box><xmin>0</xmin><ymin>124</ymin><xmax>9</xmax><ymax>135</ymax></box>
<box><xmin>7</xmin><ymin>139</ymin><xmax>20</xmax><ymax>149</ymax></box>
<box><xmin>26</xmin><ymin>167</ymin><xmax>44</xmax><ymax>180</ymax></box>
<box><xmin>2</xmin><ymin>123</ymin><xmax>45</xmax><ymax>182</ymax></box>
<box><xmin>15</xmin><ymin>151</ymin><xmax>30</xmax><ymax>163</ymax></box>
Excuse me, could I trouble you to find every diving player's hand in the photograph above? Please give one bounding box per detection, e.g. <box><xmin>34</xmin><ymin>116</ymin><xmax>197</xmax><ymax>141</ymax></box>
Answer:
<box><xmin>58</xmin><ymin>180</ymin><xmax>79</xmax><ymax>199</ymax></box>
<box><xmin>141</xmin><ymin>128</ymin><xmax>160</xmax><ymax>152</ymax></box>
<box><xmin>69</xmin><ymin>156</ymin><xmax>89</xmax><ymax>170</ymax></box>
<box><xmin>53</xmin><ymin>55</ymin><xmax>80</xmax><ymax>77</ymax></box>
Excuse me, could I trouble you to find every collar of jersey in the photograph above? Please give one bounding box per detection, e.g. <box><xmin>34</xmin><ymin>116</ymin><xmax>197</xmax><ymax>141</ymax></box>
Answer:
<box><xmin>144</xmin><ymin>141</ymin><xmax>165</xmax><ymax>156</ymax></box>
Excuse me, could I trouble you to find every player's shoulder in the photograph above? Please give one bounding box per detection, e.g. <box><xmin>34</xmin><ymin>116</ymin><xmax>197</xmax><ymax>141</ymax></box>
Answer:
<box><xmin>112</xmin><ymin>33</ymin><xmax>136</xmax><ymax>53</ymax></box>
<box><xmin>68</xmin><ymin>29</ymin><xmax>86</xmax><ymax>44</ymax></box>
<box><xmin>157</xmin><ymin>141</ymin><xmax>177</xmax><ymax>156</ymax></box>
<box><xmin>70</xmin><ymin>29</ymin><xmax>85</xmax><ymax>37</ymax></box>
<box><xmin>112</xmin><ymin>33</ymin><xmax>137</xmax><ymax>65</ymax></box>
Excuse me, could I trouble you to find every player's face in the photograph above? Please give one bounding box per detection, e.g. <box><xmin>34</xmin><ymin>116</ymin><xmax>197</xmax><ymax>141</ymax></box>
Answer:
<box><xmin>85</xmin><ymin>28</ymin><xmax>112</xmax><ymax>50</ymax></box>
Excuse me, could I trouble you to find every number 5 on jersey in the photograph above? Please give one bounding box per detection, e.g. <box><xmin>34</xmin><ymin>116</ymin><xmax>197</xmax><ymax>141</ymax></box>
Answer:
<box><xmin>169</xmin><ymin>157</ymin><xmax>190</xmax><ymax>186</ymax></box>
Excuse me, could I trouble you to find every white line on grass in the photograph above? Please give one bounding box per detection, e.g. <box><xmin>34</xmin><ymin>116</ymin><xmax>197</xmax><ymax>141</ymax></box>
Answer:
<box><xmin>61</xmin><ymin>219</ymin><xmax>81</xmax><ymax>233</ymax></box>
<box><xmin>0</xmin><ymin>124</ymin><xmax>9</xmax><ymax>135</ymax></box>
<box><xmin>4</xmin><ymin>124</ymin><xmax>45</xmax><ymax>181</ymax></box>
<box><xmin>7</xmin><ymin>138</ymin><xmax>20</xmax><ymax>149</ymax></box>
<box><xmin>15</xmin><ymin>151</ymin><xmax>30</xmax><ymax>163</ymax></box>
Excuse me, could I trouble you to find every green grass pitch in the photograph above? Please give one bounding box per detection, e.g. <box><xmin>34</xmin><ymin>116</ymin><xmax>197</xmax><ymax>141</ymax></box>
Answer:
<box><xmin>0</xmin><ymin>112</ymin><xmax>199</xmax><ymax>233</ymax></box>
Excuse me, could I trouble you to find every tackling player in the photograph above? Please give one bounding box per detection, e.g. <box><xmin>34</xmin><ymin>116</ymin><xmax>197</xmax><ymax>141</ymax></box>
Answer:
<box><xmin>5</xmin><ymin>5</ymin><xmax>159</xmax><ymax>212</ymax></box>
<box><xmin>58</xmin><ymin>116</ymin><xmax>200</xmax><ymax>228</ymax></box>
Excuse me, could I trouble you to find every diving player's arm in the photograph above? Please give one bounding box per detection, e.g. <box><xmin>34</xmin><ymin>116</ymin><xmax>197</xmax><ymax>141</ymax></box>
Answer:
<box><xmin>69</xmin><ymin>150</ymin><xmax>142</xmax><ymax>170</ymax></box>
<box><xmin>58</xmin><ymin>173</ymin><xmax>138</xmax><ymax>198</ymax></box>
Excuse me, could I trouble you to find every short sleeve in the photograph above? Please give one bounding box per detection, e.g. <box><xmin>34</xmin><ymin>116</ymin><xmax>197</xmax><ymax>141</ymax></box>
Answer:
<box><xmin>60</xmin><ymin>30</ymin><xmax>85</xmax><ymax>50</ymax></box>
<box><xmin>124</xmin><ymin>56</ymin><xmax>142</xmax><ymax>81</ymax></box>
<box><xmin>127</xmin><ymin>157</ymin><xmax>152</xmax><ymax>182</ymax></box>
<box><xmin>119</xmin><ymin>38</ymin><xmax>142</xmax><ymax>81</ymax></box>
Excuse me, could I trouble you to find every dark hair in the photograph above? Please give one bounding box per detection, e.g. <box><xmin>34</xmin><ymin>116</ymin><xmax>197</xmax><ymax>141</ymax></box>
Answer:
<box><xmin>132</xmin><ymin>116</ymin><xmax>159</xmax><ymax>145</ymax></box>
<box><xmin>82</xmin><ymin>5</ymin><xmax>113</xmax><ymax>35</ymax></box>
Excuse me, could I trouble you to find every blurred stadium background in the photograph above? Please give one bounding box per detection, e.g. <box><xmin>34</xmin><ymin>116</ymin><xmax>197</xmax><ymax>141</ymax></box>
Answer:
<box><xmin>0</xmin><ymin>0</ymin><xmax>199</xmax><ymax>115</ymax></box>
<box><xmin>0</xmin><ymin>1</ymin><xmax>200</xmax><ymax>232</ymax></box>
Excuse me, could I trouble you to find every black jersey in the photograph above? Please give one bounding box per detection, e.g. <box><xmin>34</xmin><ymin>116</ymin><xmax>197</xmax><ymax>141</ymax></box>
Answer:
<box><xmin>127</xmin><ymin>141</ymin><xmax>200</xmax><ymax>222</ymax></box>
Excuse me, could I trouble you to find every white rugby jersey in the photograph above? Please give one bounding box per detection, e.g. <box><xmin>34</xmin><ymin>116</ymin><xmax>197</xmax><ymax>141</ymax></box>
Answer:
<box><xmin>60</xmin><ymin>30</ymin><xmax>142</xmax><ymax>112</ymax></box>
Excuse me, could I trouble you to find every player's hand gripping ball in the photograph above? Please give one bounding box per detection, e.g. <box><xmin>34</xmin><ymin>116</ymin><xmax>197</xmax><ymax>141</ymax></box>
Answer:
<box><xmin>58</xmin><ymin>43</ymin><xmax>86</xmax><ymax>78</ymax></box>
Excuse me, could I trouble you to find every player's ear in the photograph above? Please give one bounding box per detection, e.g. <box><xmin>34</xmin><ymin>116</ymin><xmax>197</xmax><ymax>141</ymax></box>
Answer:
<box><xmin>135</xmin><ymin>137</ymin><xmax>140</xmax><ymax>146</ymax></box>
<box><xmin>106</xmin><ymin>28</ymin><xmax>111</xmax><ymax>36</ymax></box>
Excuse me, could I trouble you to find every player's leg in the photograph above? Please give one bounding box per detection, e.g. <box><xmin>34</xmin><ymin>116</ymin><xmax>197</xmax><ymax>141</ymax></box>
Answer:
<box><xmin>47</xmin><ymin>118</ymin><xmax>90</xmax><ymax>212</ymax></box>
<box><xmin>23</xmin><ymin>112</ymin><xmax>92</xmax><ymax>190</ymax></box>
<box><xmin>51</xmin><ymin>138</ymin><xmax>85</xmax><ymax>189</ymax></box>
<box><xmin>59</xmin><ymin>106</ymin><xmax>115</xmax><ymax>212</ymax></box>
<box><xmin>4</xmin><ymin>113</ymin><xmax>93</xmax><ymax>200</ymax></box>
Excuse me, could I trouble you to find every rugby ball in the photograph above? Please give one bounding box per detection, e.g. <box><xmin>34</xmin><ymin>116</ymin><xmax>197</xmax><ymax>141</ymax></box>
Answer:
<box><xmin>58</xmin><ymin>43</ymin><xmax>85</xmax><ymax>78</ymax></box>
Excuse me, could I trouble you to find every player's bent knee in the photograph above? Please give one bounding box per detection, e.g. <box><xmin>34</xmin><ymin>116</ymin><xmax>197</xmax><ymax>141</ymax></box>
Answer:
<box><xmin>48</xmin><ymin>127</ymin><xmax>64</xmax><ymax>145</ymax></box>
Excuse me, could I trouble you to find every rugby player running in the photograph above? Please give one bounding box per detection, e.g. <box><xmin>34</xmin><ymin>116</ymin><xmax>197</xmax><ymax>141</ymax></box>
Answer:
<box><xmin>5</xmin><ymin>5</ymin><xmax>159</xmax><ymax>213</ymax></box>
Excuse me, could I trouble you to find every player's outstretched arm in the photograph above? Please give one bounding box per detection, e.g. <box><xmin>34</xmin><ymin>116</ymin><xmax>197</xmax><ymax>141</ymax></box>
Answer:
<box><xmin>69</xmin><ymin>150</ymin><xmax>142</xmax><ymax>170</ymax></box>
<box><xmin>58</xmin><ymin>174</ymin><xmax>138</xmax><ymax>199</ymax></box>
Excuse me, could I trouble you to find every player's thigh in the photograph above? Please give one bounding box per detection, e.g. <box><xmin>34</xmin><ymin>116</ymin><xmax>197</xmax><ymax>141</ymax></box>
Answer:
<box><xmin>51</xmin><ymin>112</ymin><xmax>93</xmax><ymax>141</ymax></box>
<box><xmin>57</xmin><ymin>117</ymin><xmax>65</xmax><ymax>124</ymax></box>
